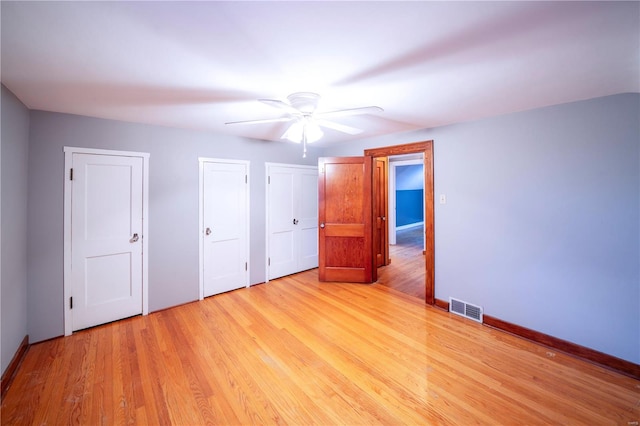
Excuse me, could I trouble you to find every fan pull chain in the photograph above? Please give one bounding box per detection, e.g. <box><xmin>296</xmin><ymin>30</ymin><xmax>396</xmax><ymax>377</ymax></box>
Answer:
<box><xmin>302</xmin><ymin>127</ymin><xmax>307</xmax><ymax>158</ymax></box>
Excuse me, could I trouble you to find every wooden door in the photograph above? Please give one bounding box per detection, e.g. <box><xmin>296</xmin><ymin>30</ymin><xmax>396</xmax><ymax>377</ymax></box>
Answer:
<box><xmin>70</xmin><ymin>153</ymin><xmax>143</xmax><ymax>331</ymax></box>
<box><xmin>202</xmin><ymin>160</ymin><xmax>249</xmax><ymax>297</ymax></box>
<box><xmin>318</xmin><ymin>156</ymin><xmax>375</xmax><ymax>283</ymax></box>
<box><xmin>373</xmin><ymin>157</ymin><xmax>389</xmax><ymax>267</ymax></box>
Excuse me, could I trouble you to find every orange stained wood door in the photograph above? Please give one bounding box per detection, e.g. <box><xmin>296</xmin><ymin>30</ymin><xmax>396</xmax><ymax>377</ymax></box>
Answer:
<box><xmin>318</xmin><ymin>156</ymin><xmax>376</xmax><ymax>283</ymax></box>
<box><xmin>373</xmin><ymin>157</ymin><xmax>389</xmax><ymax>267</ymax></box>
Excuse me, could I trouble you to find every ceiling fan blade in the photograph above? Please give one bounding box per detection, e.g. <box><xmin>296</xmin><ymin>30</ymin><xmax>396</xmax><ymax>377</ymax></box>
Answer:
<box><xmin>315</xmin><ymin>106</ymin><xmax>383</xmax><ymax>120</ymax></box>
<box><xmin>316</xmin><ymin>119</ymin><xmax>363</xmax><ymax>135</ymax></box>
<box><xmin>225</xmin><ymin>117</ymin><xmax>292</xmax><ymax>125</ymax></box>
<box><xmin>258</xmin><ymin>99</ymin><xmax>301</xmax><ymax>115</ymax></box>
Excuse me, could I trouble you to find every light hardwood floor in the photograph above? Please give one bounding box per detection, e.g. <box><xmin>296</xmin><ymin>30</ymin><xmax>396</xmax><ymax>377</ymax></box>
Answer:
<box><xmin>2</xmin><ymin>268</ymin><xmax>639</xmax><ymax>425</ymax></box>
<box><xmin>378</xmin><ymin>225</ymin><xmax>426</xmax><ymax>299</ymax></box>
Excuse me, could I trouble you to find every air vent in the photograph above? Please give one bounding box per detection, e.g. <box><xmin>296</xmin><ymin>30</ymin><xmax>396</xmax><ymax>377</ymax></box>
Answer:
<box><xmin>449</xmin><ymin>297</ymin><xmax>483</xmax><ymax>323</ymax></box>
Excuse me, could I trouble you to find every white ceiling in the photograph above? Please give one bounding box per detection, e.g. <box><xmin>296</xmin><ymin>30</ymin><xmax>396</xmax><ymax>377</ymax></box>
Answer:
<box><xmin>1</xmin><ymin>1</ymin><xmax>638</xmax><ymax>146</ymax></box>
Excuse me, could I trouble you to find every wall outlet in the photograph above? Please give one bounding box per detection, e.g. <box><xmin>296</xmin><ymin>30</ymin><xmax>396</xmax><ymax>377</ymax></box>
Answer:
<box><xmin>439</xmin><ymin>194</ymin><xmax>446</xmax><ymax>204</ymax></box>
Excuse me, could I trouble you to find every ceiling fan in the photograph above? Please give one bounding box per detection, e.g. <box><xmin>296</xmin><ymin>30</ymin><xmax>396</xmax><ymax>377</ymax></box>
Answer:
<box><xmin>225</xmin><ymin>92</ymin><xmax>383</xmax><ymax>156</ymax></box>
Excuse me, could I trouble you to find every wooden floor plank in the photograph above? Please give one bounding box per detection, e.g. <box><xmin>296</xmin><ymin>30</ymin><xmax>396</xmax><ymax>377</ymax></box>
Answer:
<box><xmin>2</xmin><ymin>267</ymin><xmax>639</xmax><ymax>425</ymax></box>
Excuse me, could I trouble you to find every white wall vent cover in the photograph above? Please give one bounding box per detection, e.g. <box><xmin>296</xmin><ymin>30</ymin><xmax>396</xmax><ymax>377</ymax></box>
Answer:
<box><xmin>449</xmin><ymin>297</ymin><xmax>483</xmax><ymax>323</ymax></box>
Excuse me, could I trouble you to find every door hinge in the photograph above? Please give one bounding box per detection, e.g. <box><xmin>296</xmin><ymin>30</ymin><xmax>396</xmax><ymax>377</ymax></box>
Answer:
<box><xmin>245</xmin><ymin>175</ymin><xmax>248</xmax><ymax>184</ymax></box>
<box><xmin>70</xmin><ymin>297</ymin><xmax>73</xmax><ymax>309</ymax></box>
<box><xmin>268</xmin><ymin>257</ymin><xmax>271</xmax><ymax>266</ymax></box>
<box><xmin>268</xmin><ymin>176</ymin><xmax>270</xmax><ymax>184</ymax></box>
<box><xmin>245</xmin><ymin>262</ymin><xmax>248</xmax><ymax>271</ymax></box>
<box><xmin>69</xmin><ymin>168</ymin><xmax>74</xmax><ymax>181</ymax></box>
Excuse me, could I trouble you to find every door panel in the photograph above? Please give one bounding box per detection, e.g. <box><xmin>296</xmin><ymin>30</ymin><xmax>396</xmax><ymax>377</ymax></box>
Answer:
<box><xmin>297</xmin><ymin>170</ymin><xmax>319</xmax><ymax>271</ymax></box>
<box><xmin>203</xmin><ymin>161</ymin><xmax>249</xmax><ymax>297</ymax></box>
<box><xmin>373</xmin><ymin>157</ymin><xmax>389</xmax><ymax>267</ymax></box>
<box><xmin>85</xmin><ymin>253</ymin><xmax>132</xmax><ymax>306</ymax></box>
<box><xmin>299</xmin><ymin>227</ymin><xmax>319</xmax><ymax>267</ymax></box>
<box><xmin>71</xmin><ymin>153</ymin><xmax>143</xmax><ymax>331</ymax></box>
<box><xmin>318</xmin><ymin>157</ymin><xmax>375</xmax><ymax>283</ymax></box>
<box><xmin>268</xmin><ymin>169</ymin><xmax>298</xmax><ymax>278</ymax></box>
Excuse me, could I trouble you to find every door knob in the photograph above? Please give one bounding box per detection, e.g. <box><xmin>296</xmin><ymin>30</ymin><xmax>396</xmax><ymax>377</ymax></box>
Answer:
<box><xmin>293</xmin><ymin>219</ymin><xmax>299</xmax><ymax>225</ymax></box>
<box><xmin>130</xmin><ymin>233</ymin><xmax>139</xmax><ymax>243</ymax></box>
<box><xmin>320</xmin><ymin>223</ymin><xmax>325</xmax><ymax>228</ymax></box>
<box><xmin>205</xmin><ymin>227</ymin><xmax>212</xmax><ymax>235</ymax></box>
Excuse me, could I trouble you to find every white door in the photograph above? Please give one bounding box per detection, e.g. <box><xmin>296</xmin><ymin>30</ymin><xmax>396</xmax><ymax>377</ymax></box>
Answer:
<box><xmin>201</xmin><ymin>160</ymin><xmax>249</xmax><ymax>297</ymax></box>
<box><xmin>297</xmin><ymin>169</ymin><xmax>319</xmax><ymax>271</ymax></box>
<box><xmin>268</xmin><ymin>168</ymin><xmax>297</xmax><ymax>278</ymax></box>
<box><xmin>267</xmin><ymin>164</ymin><xmax>318</xmax><ymax>280</ymax></box>
<box><xmin>70</xmin><ymin>153</ymin><xmax>144</xmax><ymax>331</ymax></box>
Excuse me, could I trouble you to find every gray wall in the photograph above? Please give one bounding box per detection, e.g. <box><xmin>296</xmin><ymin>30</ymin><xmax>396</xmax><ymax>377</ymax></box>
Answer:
<box><xmin>27</xmin><ymin>111</ymin><xmax>318</xmax><ymax>343</ymax></box>
<box><xmin>11</xmin><ymin>92</ymin><xmax>640</xmax><ymax>366</ymax></box>
<box><xmin>321</xmin><ymin>93</ymin><xmax>640</xmax><ymax>364</ymax></box>
<box><xmin>1</xmin><ymin>85</ymin><xmax>30</xmax><ymax>374</ymax></box>
<box><xmin>396</xmin><ymin>165</ymin><xmax>423</xmax><ymax>191</ymax></box>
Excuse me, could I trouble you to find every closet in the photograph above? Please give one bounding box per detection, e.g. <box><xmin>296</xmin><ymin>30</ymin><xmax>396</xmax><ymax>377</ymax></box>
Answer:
<box><xmin>266</xmin><ymin>163</ymin><xmax>318</xmax><ymax>280</ymax></box>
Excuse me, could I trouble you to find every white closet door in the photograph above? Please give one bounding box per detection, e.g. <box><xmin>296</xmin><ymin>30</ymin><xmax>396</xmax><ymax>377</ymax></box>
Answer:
<box><xmin>202</xmin><ymin>160</ymin><xmax>249</xmax><ymax>297</ymax></box>
<box><xmin>297</xmin><ymin>168</ymin><xmax>319</xmax><ymax>271</ymax></box>
<box><xmin>268</xmin><ymin>167</ymin><xmax>298</xmax><ymax>278</ymax></box>
<box><xmin>70</xmin><ymin>153</ymin><xmax>143</xmax><ymax>331</ymax></box>
<box><xmin>267</xmin><ymin>164</ymin><xmax>318</xmax><ymax>280</ymax></box>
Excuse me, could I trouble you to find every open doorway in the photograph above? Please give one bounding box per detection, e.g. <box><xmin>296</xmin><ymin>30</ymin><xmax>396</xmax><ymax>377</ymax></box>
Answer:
<box><xmin>389</xmin><ymin>154</ymin><xmax>424</xmax><ymax>246</ymax></box>
<box><xmin>365</xmin><ymin>141</ymin><xmax>434</xmax><ymax>304</ymax></box>
<box><xmin>378</xmin><ymin>154</ymin><xmax>425</xmax><ymax>299</ymax></box>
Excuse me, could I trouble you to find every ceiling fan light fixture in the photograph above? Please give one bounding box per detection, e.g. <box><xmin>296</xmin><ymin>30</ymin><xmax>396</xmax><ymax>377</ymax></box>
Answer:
<box><xmin>281</xmin><ymin>117</ymin><xmax>323</xmax><ymax>144</ymax></box>
<box><xmin>282</xmin><ymin>120</ymin><xmax>304</xmax><ymax>143</ymax></box>
<box><xmin>305</xmin><ymin>119</ymin><xmax>323</xmax><ymax>143</ymax></box>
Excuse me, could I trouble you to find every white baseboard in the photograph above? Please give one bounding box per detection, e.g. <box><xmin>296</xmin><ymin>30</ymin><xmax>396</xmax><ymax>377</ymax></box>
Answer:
<box><xmin>396</xmin><ymin>221</ymin><xmax>424</xmax><ymax>231</ymax></box>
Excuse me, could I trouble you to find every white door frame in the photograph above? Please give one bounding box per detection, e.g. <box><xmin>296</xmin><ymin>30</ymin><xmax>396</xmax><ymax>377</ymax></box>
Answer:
<box><xmin>389</xmin><ymin>158</ymin><xmax>424</xmax><ymax>245</ymax></box>
<box><xmin>63</xmin><ymin>146</ymin><xmax>150</xmax><ymax>336</ymax></box>
<box><xmin>264</xmin><ymin>162</ymin><xmax>318</xmax><ymax>283</ymax></box>
<box><xmin>198</xmin><ymin>157</ymin><xmax>251</xmax><ymax>300</ymax></box>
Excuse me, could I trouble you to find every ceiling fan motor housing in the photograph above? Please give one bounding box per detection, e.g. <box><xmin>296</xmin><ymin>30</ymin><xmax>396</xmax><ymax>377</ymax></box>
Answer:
<box><xmin>287</xmin><ymin>92</ymin><xmax>320</xmax><ymax>114</ymax></box>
